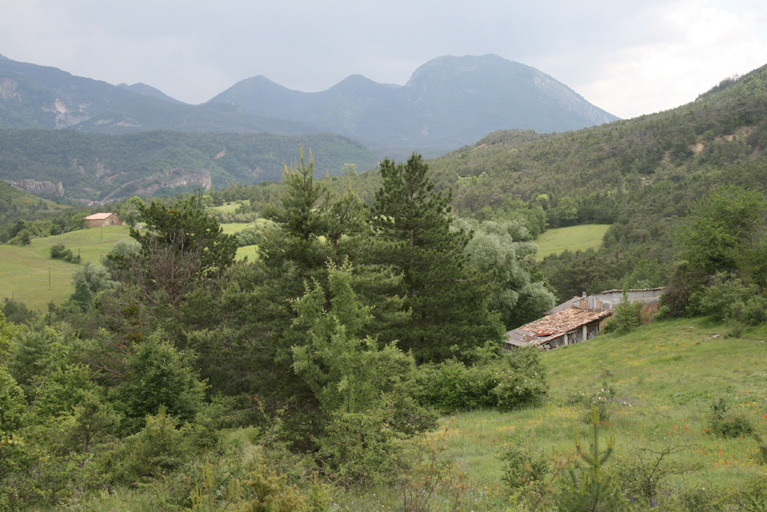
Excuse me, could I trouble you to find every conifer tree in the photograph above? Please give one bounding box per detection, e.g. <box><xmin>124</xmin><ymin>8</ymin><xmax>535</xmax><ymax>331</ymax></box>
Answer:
<box><xmin>370</xmin><ymin>153</ymin><xmax>503</xmax><ymax>362</ymax></box>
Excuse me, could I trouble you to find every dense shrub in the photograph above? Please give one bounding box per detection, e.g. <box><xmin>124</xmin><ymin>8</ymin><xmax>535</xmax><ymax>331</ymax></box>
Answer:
<box><xmin>707</xmin><ymin>397</ymin><xmax>755</xmax><ymax>439</ymax></box>
<box><xmin>691</xmin><ymin>272</ymin><xmax>759</xmax><ymax>321</ymax></box>
<box><xmin>109</xmin><ymin>335</ymin><xmax>206</xmax><ymax>435</ymax></box>
<box><xmin>499</xmin><ymin>443</ymin><xmax>549</xmax><ymax>492</ymax></box>
<box><xmin>49</xmin><ymin>243</ymin><xmax>80</xmax><ymax>263</ymax></box>
<box><xmin>415</xmin><ymin>344</ymin><xmax>546</xmax><ymax>412</ymax></box>
<box><xmin>95</xmin><ymin>407</ymin><xmax>187</xmax><ymax>487</ymax></box>
<box><xmin>8</xmin><ymin>229</ymin><xmax>31</xmax><ymax>246</ymax></box>
<box><xmin>2</xmin><ymin>299</ymin><xmax>35</xmax><ymax>325</ymax></box>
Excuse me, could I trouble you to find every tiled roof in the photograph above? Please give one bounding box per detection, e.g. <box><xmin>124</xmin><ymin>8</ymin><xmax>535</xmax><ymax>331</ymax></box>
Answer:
<box><xmin>545</xmin><ymin>296</ymin><xmax>582</xmax><ymax>315</ymax></box>
<box><xmin>505</xmin><ymin>306</ymin><xmax>612</xmax><ymax>348</ymax></box>
<box><xmin>84</xmin><ymin>213</ymin><xmax>116</xmax><ymax>220</ymax></box>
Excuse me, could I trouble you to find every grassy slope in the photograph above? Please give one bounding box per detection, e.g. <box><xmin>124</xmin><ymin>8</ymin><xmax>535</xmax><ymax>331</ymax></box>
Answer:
<box><xmin>0</xmin><ymin>221</ymin><xmax>260</xmax><ymax>311</ymax></box>
<box><xmin>0</xmin><ymin>225</ymin><xmax>131</xmax><ymax>310</ymax></box>
<box><xmin>426</xmin><ymin>318</ymin><xmax>767</xmax><ymax>508</ymax></box>
<box><xmin>534</xmin><ymin>224</ymin><xmax>610</xmax><ymax>258</ymax></box>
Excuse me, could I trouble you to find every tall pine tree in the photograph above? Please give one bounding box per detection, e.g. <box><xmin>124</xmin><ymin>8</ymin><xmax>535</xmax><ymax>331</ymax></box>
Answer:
<box><xmin>370</xmin><ymin>153</ymin><xmax>504</xmax><ymax>362</ymax></box>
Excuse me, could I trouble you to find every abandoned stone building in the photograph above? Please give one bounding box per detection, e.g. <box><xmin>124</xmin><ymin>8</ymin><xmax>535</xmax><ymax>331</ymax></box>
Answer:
<box><xmin>505</xmin><ymin>288</ymin><xmax>664</xmax><ymax>351</ymax></box>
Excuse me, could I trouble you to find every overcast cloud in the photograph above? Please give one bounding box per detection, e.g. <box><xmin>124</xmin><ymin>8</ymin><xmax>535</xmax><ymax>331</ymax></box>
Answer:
<box><xmin>1</xmin><ymin>0</ymin><xmax>765</xmax><ymax>119</ymax></box>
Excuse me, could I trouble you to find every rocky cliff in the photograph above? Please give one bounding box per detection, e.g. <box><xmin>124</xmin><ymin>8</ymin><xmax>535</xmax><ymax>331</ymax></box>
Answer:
<box><xmin>5</xmin><ymin>179</ymin><xmax>64</xmax><ymax>197</ymax></box>
<box><xmin>100</xmin><ymin>168</ymin><xmax>212</xmax><ymax>204</ymax></box>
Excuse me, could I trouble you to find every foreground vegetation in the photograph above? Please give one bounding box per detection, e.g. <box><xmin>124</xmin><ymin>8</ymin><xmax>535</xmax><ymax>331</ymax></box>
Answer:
<box><xmin>1</xmin><ymin>157</ymin><xmax>764</xmax><ymax>510</ymax></box>
<box><xmin>3</xmin><ymin>312</ymin><xmax>765</xmax><ymax>511</ymax></box>
<box><xmin>340</xmin><ymin>317</ymin><xmax>767</xmax><ymax>510</ymax></box>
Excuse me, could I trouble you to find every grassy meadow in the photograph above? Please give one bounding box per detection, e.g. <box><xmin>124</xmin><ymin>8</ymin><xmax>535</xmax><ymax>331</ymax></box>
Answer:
<box><xmin>0</xmin><ymin>225</ymin><xmax>131</xmax><ymax>310</ymax></box>
<box><xmin>0</xmin><ymin>222</ymin><xmax>261</xmax><ymax>310</ymax></box>
<box><xmin>535</xmin><ymin>224</ymin><xmax>611</xmax><ymax>258</ymax></box>
<box><xmin>338</xmin><ymin>318</ymin><xmax>767</xmax><ymax>510</ymax></box>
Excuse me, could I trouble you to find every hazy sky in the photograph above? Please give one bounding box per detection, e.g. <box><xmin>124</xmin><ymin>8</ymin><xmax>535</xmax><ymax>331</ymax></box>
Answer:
<box><xmin>1</xmin><ymin>0</ymin><xmax>766</xmax><ymax>119</ymax></box>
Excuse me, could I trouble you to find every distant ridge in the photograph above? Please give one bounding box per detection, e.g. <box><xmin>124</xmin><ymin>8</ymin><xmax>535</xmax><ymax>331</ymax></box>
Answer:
<box><xmin>117</xmin><ymin>83</ymin><xmax>184</xmax><ymax>104</ymax></box>
<box><xmin>210</xmin><ymin>54</ymin><xmax>620</xmax><ymax>156</ymax></box>
<box><xmin>0</xmin><ymin>56</ymin><xmax>323</xmax><ymax>135</ymax></box>
<box><xmin>0</xmin><ymin>54</ymin><xmax>617</xmax><ymax>159</ymax></box>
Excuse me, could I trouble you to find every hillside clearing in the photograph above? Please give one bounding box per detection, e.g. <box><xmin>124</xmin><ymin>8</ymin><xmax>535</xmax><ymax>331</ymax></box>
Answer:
<box><xmin>535</xmin><ymin>224</ymin><xmax>610</xmax><ymax>258</ymax></box>
<box><xmin>0</xmin><ymin>225</ymin><xmax>131</xmax><ymax>310</ymax></box>
<box><xmin>0</xmin><ymin>223</ymin><xmax>262</xmax><ymax>310</ymax></box>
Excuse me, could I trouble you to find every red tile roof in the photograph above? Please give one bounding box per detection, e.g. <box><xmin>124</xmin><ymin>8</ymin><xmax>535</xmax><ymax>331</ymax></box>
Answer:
<box><xmin>505</xmin><ymin>306</ymin><xmax>612</xmax><ymax>348</ymax></box>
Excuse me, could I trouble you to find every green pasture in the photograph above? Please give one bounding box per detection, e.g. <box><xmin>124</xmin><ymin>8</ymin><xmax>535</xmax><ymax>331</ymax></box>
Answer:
<box><xmin>220</xmin><ymin>221</ymin><xmax>253</xmax><ymax>234</ymax></box>
<box><xmin>272</xmin><ymin>318</ymin><xmax>767</xmax><ymax>510</ymax></box>
<box><xmin>0</xmin><ymin>225</ymin><xmax>132</xmax><ymax>311</ymax></box>
<box><xmin>535</xmin><ymin>224</ymin><xmax>611</xmax><ymax>258</ymax></box>
<box><xmin>421</xmin><ymin>319</ymin><xmax>767</xmax><ymax>508</ymax></box>
<box><xmin>0</xmin><ymin>223</ymin><xmax>263</xmax><ymax>310</ymax></box>
<box><xmin>208</xmin><ymin>202</ymin><xmax>245</xmax><ymax>214</ymax></box>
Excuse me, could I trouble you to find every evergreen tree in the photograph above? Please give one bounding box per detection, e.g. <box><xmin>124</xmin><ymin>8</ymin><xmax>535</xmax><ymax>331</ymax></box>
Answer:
<box><xmin>260</xmin><ymin>147</ymin><xmax>334</xmax><ymax>281</ymax></box>
<box><xmin>370</xmin><ymin>153</ymin><xmax>504</xmax><ymax>362</ymax></box>
<box><xmin>131</xmin><ymin>195</ymin><xmax>237</xmax><ymax>280</ymax></box>
<box><xmin>70</xmin><ymin>277</ymin><xmax>93</xmax><ymax>313</ymax></box>
<box><xmin>127</xmin><ymin>196</ymin><xmax>237</xmax><ymax>308</ymax></box>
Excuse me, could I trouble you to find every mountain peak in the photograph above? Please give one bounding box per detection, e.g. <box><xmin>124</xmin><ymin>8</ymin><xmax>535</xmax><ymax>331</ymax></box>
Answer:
<box><xmin>401</xmin><ymin>54</ymin><xmax>618</xmax><ymax>128</ymax></box>
<box><xmin>117</xmin><ymin>82</ymin><xmax>183</xmax><ymax>103</ymax></box>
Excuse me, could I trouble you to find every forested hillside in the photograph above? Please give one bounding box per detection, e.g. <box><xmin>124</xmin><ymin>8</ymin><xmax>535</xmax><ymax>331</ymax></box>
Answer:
<box><xmin>425</xmin><ymin>62</ymin><xmax>767</xmax><ymax>298</ymax></box>
<box><xmin>0</xmin><ymin>129</ymin><xmax>379</xmax><ymax>204</ymax></box>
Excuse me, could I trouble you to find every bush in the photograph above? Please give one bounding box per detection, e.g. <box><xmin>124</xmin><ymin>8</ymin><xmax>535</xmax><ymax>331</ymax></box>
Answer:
<box><xmin>109</xmin><ymin>334</ymin><xmax>206</xmax><ymax>435</ymax></box>
<box><xmin>415</xmin><ymin>344</ymin><xmax>547</xmax><ymax>412</ymax></box>
<box><xmin>8</xmin><ymin>229</ymin><xmax>31</xmax><ymax>246</ymax></box>
<box><xmin>2</xmin><ymin>298</ymin><xmax>35</xmax><ymax>325</ymax></box>
<box><xmin>50</xmin><ymin>244</ymin><xmax>80</xmax><ymax>264</ymax></box>
<box><xmin>500</xmin><ymin>443</ymin><xmax>549</xmax><ymax>492</ymax></box>
<box><xmin>602</xmin><ymin>289</ymin><xmax>644</xmax><ymax>334</ymax></box>
<box><xmin>95</xmin><ymin>407</ymin><xmax>187</xmax><ymax>487</ymax></box>
<box><xmin>49</xmin><ymin>244</ymin><xmax>65</xmax><ymax>259</ymax></box>
<box><xmin>316</xmin><ymin>410</ymin><xmax>404</xmax><ymax>488</ymax></box>
<box><xmin>691</xmin><ymin>272</ymin><xmax>759</xmax><ymax>321</ymax></box>
<box><xmin>730</xmin><ymin>295</ymin><xmax>767</xmax><ymax>326</ymax></box>
<box><xmin>707</xmin><ymin>397</ymin><xmax>755</xmax><ymax>439</ymax></box>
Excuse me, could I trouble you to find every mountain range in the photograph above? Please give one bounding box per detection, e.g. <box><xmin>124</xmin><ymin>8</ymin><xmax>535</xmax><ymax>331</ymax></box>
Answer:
<box><xmin>208</xmin><ymin>55</ymin><xmax>619</xmax><ymax>154</ymax></box>
<box><xmin>0</xmin><ymin>54</ymin><xmax>618</xmax><ymax>158</ymax></box>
